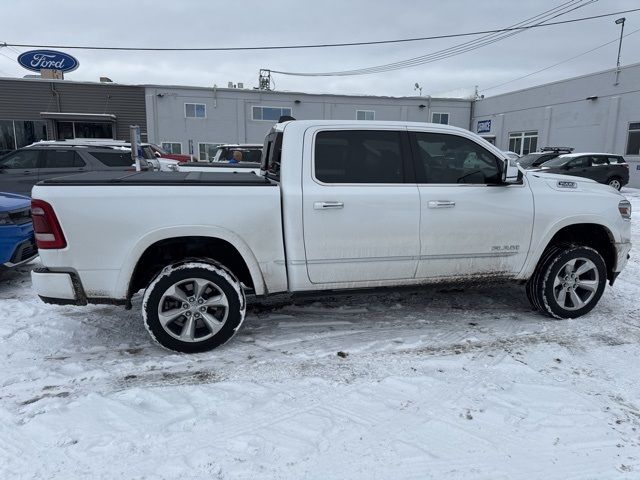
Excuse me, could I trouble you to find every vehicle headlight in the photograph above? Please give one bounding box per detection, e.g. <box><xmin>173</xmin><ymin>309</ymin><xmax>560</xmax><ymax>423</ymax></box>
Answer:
<box><xmin>619</xmin><ymin>200</ymin><xmax>632</xmax><ymax>219</ymax></box>
<box><xmin>0</xmin><ymin>213</ymin><xmax>13</xmax><ymax>225</ymax></box>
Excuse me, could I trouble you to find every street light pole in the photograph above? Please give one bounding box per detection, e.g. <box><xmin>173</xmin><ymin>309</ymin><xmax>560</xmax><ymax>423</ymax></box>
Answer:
<box><xmin>615</xmin><ymin>17</ymin><xmax>625</xmax><ymax>85</ymax></box>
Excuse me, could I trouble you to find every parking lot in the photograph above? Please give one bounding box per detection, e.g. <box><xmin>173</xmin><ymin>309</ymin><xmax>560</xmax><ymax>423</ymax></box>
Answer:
<box><xmin>0</xmin><ymin>189</ymin><xmax>637</xmax><ymax>479</ymax></box>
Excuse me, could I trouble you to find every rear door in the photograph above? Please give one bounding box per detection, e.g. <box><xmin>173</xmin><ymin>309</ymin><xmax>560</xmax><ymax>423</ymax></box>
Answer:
<box><xmin>608</xmin><ymin>155</ymin><xmax>630</xmax><ymax>184</ymax></box>
<box><xmin>0</xmin><ymin>149</ymin><xmax>41</xmax><ymax>196</ymax></box>
<box><xmin>38</xmin><ymin>149</ymin><xmax>87</xmax><ymax>182</ymax></box>
<box><xmin>302</xmin><ymin>128</ymin><xmax>421</xmax><ymax>284</ymax></box>
<box><xmin>589</xmin><ymin>155</ymin><xmax>611</xmax><ymax>183</ymax></box>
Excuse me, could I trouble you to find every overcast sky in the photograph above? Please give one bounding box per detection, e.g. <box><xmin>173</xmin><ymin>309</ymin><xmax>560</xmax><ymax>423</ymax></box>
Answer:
<box><xmin>1</xmin><ymin>0</ymin><xmax>639</xmax><ymax>98</ymax></box>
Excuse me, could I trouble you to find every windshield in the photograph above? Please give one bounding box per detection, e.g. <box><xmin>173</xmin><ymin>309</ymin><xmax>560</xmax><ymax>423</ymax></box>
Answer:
<box><xmin>541</xmin><ymin>156</ymin><xmax>570</xmax><ymax>168</ymax></box>
<box><xmin>517</xmin><ymin>153</ymin><xmax>543</xmax><ymax>167</ymax></box>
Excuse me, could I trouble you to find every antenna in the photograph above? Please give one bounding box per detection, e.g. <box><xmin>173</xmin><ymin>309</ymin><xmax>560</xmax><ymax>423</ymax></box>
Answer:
<box><xmin>259</xmin><ymin>69</ymin><xmax>272</xmax><ymax>90</ymax></box>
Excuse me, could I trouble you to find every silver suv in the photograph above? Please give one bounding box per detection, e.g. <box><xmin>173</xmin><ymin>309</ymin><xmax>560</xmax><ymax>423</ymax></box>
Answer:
<box><xmin>0</xmin><ymin>143</ymin><xmax>149</xmax><ymax>196</ymax></box>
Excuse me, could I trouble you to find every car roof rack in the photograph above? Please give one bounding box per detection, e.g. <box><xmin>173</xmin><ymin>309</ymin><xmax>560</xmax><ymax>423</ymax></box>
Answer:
<box><xmin>540</xmin><ymin>146</ymin><xmax>574</xmax><ymax>152</ymax></box>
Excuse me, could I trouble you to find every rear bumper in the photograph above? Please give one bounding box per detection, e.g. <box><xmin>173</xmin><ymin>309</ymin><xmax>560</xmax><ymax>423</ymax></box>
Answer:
<box><xmin>31</xmin><ymin>267</ymin><xmax>128</xmax><ymax>306</ymax></box>
<box><xmin>31</xmin><ymin>268</ymin><xmax>79</xmax><ymax>304</ymax></box>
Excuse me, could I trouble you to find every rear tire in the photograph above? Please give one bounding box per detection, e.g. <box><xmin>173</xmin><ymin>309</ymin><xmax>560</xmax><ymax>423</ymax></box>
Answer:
<box><xmin>607</xmin><ymin>177</ymin><xmax>622</xmax><ymax>190</ymax></box>
<box><xmin>526</xmin><ymin>246</ymin><xmax>606</xmax><ymax>319</ymax></box>
<box><xmin>142</xmin><ymin>261</ymin><xmax>246</xmax><ymax>353</ymax></box>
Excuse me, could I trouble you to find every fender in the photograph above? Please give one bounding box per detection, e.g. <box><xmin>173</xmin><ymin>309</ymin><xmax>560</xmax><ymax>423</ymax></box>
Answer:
<box><xmin>114</xmin><ymin>225</ymin><xmax>268</xmax><ymax>298</ymax></box>
<box><xmin>519</xmin><ymin>214</ymin><xmax>618</xmax><ymax>279</ymax></box>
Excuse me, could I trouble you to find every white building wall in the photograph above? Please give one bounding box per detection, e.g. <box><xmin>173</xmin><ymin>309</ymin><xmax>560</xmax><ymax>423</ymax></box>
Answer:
<box><xmin>145</xmin><ymin>86</ymin><xmax>472</xmax><ymax>158</ymax></box>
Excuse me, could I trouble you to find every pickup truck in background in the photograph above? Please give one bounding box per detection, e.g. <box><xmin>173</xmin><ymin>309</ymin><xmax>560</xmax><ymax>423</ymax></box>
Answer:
<box><xmin>176</xmin><ymin>143</ymin><xmax>262</xmax><ymax>173</ymax></box>
<box><xmin>30</xmin><ymin>120</ymin><xmax>632</xmax><ymax>353</ymax></box>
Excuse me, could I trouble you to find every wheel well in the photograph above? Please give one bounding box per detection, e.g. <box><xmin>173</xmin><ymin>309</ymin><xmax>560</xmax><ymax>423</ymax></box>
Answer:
<box><xmin>128</xmin><ymin>236</ymin><xmax>253</xmax><ymax>298</ymax></box>
<box><xmin>545</xmin><ymin>224</ymin><xmax>616</xmax><ymax>280</ymax></box>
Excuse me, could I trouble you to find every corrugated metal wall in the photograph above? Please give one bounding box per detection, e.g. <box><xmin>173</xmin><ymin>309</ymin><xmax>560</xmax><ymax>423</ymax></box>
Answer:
<box><xmin>0</xmin><ymin>78</ymin><xmax>146</xmax><ymax>140</ymax></box>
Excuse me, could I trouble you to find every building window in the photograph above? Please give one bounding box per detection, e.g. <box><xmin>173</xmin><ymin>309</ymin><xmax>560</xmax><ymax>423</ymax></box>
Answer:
<box><xmin>161</xmin><ymin>142</ymin><xmax>182</xmax><ymax>154</ymax></box>
<box><xmin>185</xmin><ymin>103</ymin><xmax>206</xmax><ymax>118</ymax></box>
<box><xmin>0</xmin><ymin>120</ymin><xmax>47</xmax><ymax>153</ymax></box>
<box><xmin>57</xmin><ymin>121</ymin><xmax>112</xmax><ymax>140</ymax></box>
<box><xmin>356</xmin><ymin>110</ymin><xmax>375</xmax><ymax>121</ymax></box>
<box><xmin>252</xmin><ymin>106</ymin><xmax>292</xmax><ymax>121</ymax></box>
<box><xmin>508</xmin><ymin>131</ymin><xmax>538</xmax><ymax>156</ymax></box>
<box><xmin>626</xmin><ymin>122</ymin><xmax>640</xmax><ymax>155</ymax></box>
<box><xmin>431</xmin><ymin>112</ymin><xmax>449</xmax><ymax>125</ymax></box>
<box><xmin>198</xmin><ymin>142</ymin><xmax>223</xmax><ymax>161</ymax></box>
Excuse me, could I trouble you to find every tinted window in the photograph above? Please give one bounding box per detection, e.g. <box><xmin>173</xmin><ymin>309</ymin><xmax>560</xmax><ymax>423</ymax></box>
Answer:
<box><xmin>591</xmin><ymin>156</ymin><xmax>608</xmax><ymax>166</ymax></box>
<box><xmin>542</xmin><ymin>156</ymin><xmax>570</xmax><ymax>168</ymax></box>
<box><xmin>261</xmin><ymin>132</ymin><xmax>282</xmax><ymax>180</ymax></box>
<box><xmin>90</xmin><ymin>151</ymin><xmax>134</xmax><ymax>167</ymax></box>
<box><xmin>42</xmin><ymin>150</ymin><xmax>86</xmax><ymax>168</ymax></box>
<box><xmin>412</xmin><ymin>132</ymin><xmax>500</xmax><ymax>184</ymax></box>
<box><xmin>608</xmin><ymin>156</ymin><xmax>625</xmax><ymax>164</ymax></box>
<box><xmin>0</xmin><ymin>149</ymin><xmax>40</xmax><ymax>169</ymax></box>
<box><xmin>568</xmin><ymin>157</ymin><xmax>590</xmax><ymax>168</ymax></box>
<box><xmin>315</xmin><ymin>130</ymin><xmax>404</xmax><ymax>184</ymax></box>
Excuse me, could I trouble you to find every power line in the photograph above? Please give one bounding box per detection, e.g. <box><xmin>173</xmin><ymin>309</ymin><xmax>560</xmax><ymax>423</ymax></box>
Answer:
<box><xmin>481</xmin><ymin>26</ymin><xmax>640</xmax><ymax>93</ymax></box>
<box><xmin>272</xmin><ymin>0</ymin><xmax>598</xmax><ymax>76</ymax></box>
<box><xmin>3</xmin><ymin>6</ymin><xmax>639</xmax><ymax>53</ymax></box>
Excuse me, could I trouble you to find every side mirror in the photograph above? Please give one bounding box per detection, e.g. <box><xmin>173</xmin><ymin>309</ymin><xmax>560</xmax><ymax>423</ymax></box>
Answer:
<box><xmin>154</xmin><ymin>152</ymin><xmax>161</xmax><ymax>158</ymax></box>
<box><xmin>502</xmin><ymin>157</ymin><xmax>520</xmax><ymax>184</ymax></box>
<box><xmin>563</xmin><ymin>164</ymin><xmax>572</xmax><ymax>170</ymax></box>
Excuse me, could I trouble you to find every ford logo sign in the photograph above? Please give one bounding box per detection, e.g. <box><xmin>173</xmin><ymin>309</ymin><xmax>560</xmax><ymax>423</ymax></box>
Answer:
<box><xmin>17</xmin><ymin>50</ymin><xmax>79</xmax><ymax>73</ymax></box>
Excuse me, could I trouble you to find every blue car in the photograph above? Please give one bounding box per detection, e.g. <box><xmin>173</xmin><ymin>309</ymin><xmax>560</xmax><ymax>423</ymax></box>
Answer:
<box><xmin>0</xmin><ymin>192</ymin><xmax>38</xmax><ymax>268</ymax></box>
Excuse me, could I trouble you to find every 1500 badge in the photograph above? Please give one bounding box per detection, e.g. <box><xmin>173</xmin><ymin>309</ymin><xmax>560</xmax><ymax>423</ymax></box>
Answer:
<box><xmin>557</xmin><ymin>180</ymin><xmax>577</xmax><ymax>188</ymax></box>
<box><xmin>492</xmin><ymin>245</ymin><xmax>520</xmax><ymax>252</ymax></box>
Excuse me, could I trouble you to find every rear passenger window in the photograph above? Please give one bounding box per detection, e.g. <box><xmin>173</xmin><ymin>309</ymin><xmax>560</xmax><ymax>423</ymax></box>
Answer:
<box><xmin>90</xmin><ymin>151</ymin><xmax>134</xmax><ymax>167</ymax></box>
<box><xmin>592</xmin><ymin>156</ymin><xmax>609</xmax><ymax>165</ymax></box>
<box><xmin>569</xmin><ymin>157</ymin><xmax>590</xmax><ymax>168</ymax></box>
<box><xmin>608</xmin><ymin>156</ymin><xmax>625</xmax><ymax>164</ymax></box>
<box><xmin>412</xmin><ymin>132</ymin><xmax>501</xmax><ymax>184</ymax></box>
<box><xmin>43</xmin><ymin>150</ymin><xmax>85</xmax><ymax>168</ymax></box>
<box><xmin>314</xmin><ymin>130</ymin><xmax>404</xmax><ymax>183</ymax></box>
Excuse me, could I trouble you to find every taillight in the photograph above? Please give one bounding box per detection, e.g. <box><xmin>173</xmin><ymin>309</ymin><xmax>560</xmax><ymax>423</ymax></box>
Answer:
<box><xmin>31</xmin><ymin>199</ymin><xmax>67</xmax><ymax>249</ymax></box>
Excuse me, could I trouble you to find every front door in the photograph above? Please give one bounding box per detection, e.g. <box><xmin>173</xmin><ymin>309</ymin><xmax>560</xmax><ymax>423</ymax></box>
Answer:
<box><xmin>410</xmin><ymin>130</ymin><xmax>534</xmax><ymax>279</ymax></box>
<box><xmin>302</xmin><ymin>128</ymin><xmax>420</xmax><ymax>284</ymax></box>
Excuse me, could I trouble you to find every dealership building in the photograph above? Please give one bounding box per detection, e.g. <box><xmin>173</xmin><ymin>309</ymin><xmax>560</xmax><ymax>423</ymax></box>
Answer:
<box><xmin>1</xmin><ymin>61</ymin><xmax>639</xmax><ymax>187</ymax></box>
<box><xmin>143</xmin><ymin>84</ymin><xmax>471</xmax><ymax>160</ymax></box>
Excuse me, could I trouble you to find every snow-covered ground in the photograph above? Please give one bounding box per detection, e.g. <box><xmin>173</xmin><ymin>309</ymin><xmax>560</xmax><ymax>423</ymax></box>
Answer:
<box><xmin>1</xmin><ymin>190</ymin><xmax>639</xmax><ymax>480</ymax></box>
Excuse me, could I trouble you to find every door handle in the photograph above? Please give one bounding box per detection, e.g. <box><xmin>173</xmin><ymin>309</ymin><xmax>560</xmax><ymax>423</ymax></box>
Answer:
<box><xmin>428</xmin><ymin>200</ymin><xmax>456</xmax><ymax>209</ymax></box>
<box><xmin>314</xmin><ymin>201</ymin><xmax>344</xmax><ymax>210</ymax></box>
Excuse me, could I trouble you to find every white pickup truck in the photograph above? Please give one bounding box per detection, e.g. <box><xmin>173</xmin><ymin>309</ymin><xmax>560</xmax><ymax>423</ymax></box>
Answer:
<box><xmin>30</xmin><ymin>120</ymin><xmax>632</xmax><ymax>353</ymax></box>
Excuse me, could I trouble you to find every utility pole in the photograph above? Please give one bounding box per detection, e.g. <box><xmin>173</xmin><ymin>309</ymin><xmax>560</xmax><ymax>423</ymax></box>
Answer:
<box><xmin>614</xmin><ymin>17</ymin><xmax>625</xmax><ymax>85</ymax></box>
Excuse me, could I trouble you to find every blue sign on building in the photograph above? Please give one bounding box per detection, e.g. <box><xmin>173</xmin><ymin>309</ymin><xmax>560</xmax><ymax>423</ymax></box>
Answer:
<box><xmin>17</xmin><ymin>50</ymin><xmax>79</xmax><ymax>73</ymax></box>
<box><xmin>477</xmin><ymin>119</ymin><xmax>491</xmax><ymax>134</ymax></box>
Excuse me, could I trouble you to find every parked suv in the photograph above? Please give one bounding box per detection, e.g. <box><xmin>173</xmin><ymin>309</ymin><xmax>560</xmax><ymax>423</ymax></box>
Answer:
<box><xmin>0</xmin><ymin>144</ymin><xmax>149</xmax><ymax>196</ymax></box>
<box><xmin>518</xmin><ymin>147</ymin><xmax>574</xmax><ymax>168</ymax></box>
<box><xmin>537</xmin><ymin>153</ymin><xmax>629</xmax><ymax>190</ymax></box>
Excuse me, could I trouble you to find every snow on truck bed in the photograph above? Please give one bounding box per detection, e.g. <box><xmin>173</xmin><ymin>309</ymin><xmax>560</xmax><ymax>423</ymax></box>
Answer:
<box><xmin>1</xmin><ymin>190</ymin><xmax>639</xmax><ymax>480</ymax></box>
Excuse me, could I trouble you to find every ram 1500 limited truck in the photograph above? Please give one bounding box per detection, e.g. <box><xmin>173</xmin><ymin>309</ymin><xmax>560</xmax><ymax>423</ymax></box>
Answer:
<box><xmin>30</xmin><ymin>121</ymin><xmax>632</xmax><ymax>353</ymax></box>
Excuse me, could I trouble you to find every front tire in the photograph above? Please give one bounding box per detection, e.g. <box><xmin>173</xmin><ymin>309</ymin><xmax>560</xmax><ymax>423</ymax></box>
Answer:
<box><xmin>143</xmin><ymin>261</ymin><xmax>246</xmax><ymax>353</ymax></box>
<box><xmin>527</xmin><ymin>246</ymin><xmax>606</xmax><ymax>319</ymax></box>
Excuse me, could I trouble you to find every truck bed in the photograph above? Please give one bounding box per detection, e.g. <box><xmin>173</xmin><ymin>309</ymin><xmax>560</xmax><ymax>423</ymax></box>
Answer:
<box><xmin>39</xmin><ymin>170</ymin><xmax>274</xmax><ymax>187</ymax></box>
